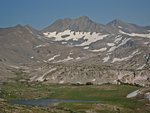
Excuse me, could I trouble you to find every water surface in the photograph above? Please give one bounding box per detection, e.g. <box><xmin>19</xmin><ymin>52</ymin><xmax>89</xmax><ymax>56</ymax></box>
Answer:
<box><xmin>6</xmin><ymin>99</ymin><xmax>102</xmax><ymax>107</ymax></box>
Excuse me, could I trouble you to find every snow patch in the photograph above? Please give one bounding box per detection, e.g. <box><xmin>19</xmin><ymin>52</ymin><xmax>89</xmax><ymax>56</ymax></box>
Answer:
<box><xmin>43</xmin><ymin>60</ymin><xmax>47</xmax><ymax>63</ymax></box>
<box><xmin>30</xmin><ymin>56</ymin><xmax>34</xmax><ymax>59</ymax></box>
<box><xmin>108</xmin><ymin>38</ymin><xmax>131</xmax><ymax>52</ymax></box>
<box><xmin>44</xmin><ymin>30</ymin><xmax>109</xmax><ymax>46</ymax></box>
<box><xmin>59</xmin><ymin>80</ymin><xmax>64</xmax><ymax>84</ymax></box>
<box><xmin>107</xmin><ymin>43</ymin><xmax>115</xmax><ymax>46</ymax></box>
<box><xmin>52</xmin><ymin>76</ymin><xmax>55</xmax><ymax>80</ymax></box>
<box><xmin>69</xmin><ymin>52</ymin><xmax>73</xmax><ymax>55</ymax></box>
<box><xmin>144</xmin><ymin>42</ymin><xmax>149</xmax><ymax>45</ymax></box>
<box><xmin>114</xmin><ymin>37</ymin><xmax>122</xmax><ymax>43</ymax></box>
<box><xmin>83</xmin><ymin>46</ymin><xmax>89</xmax><ymax>49</ymax></box>
<box><xmin>48</xmin><ymin>54</ymin><xmax>60</xmax><ymax>61</ymax></box>
<box><xmin>112</xmin><ymin>50</ymin><xmax>138</xmax><ymax>63</ymax></box>
<box><xmin>76</xmin><ymin>57</ymin><xmax>81</xmax><ymax>60</ymax></box>
<box><xmin>34</xmin><ymin>43</ymin><xmax>49</xmax><ymax>48</ymax></box>
<box><xmin>99</xmin><ymin>47</ymin><xmax>107</xmax><ymax>51</ymax></box>
<box><xmin>30</xmin><ymin>76</ymin><xmax>37</xmax><ymax>81</ymax></box>
<box><xmin>90</xmin><ymin>48</ymin><xmax>107</xmax><ymax>52</ymax></box>
<box><xmin>54</xmin><ymin>56</ymin><xmax>73</xmax><ymax>63</ymax></box>
<box><xmin>103</xmin><ymin>56</ymin><xmax>110</xmax><ymax>63</ymax></box>
<box><xmin>108</xmin><ymin>46</ymin><xmax>116</xmax><ymax>52</ymax></box>
<box><xmin>136</xmin><ymin>64</ymin><xmax>146</xmax><ymax>70</ymax></box>
<box><xmin>126</xmin><ymin>89</ymin><xmax>141</xmax><ymax>98</ymax></box>
<box><xmin>112</xmin><ymin>55</ymin><xmax>133</xmax><ymax>63</ymax></box>
<box><xmin>9</xmin><ymin>65</ymin><xmax>20</xmax><ymax>69</ymax></box>
<box><xmin>119</xmin><ymin>30</ymin><xmax>150</xmax><ymax>38</ymax></box>
<box><xmin>62</xmin><ymin>42</ymin><xmax>67</xmax><ymax>44</ymax></box>
<box><xmin>92</xmin><ymin>79</ymin><xmax>96</xmax><ymax>82</ymax></box>
<box><xmin>117</xmin><ymin>38</ymin><xmax>131</xmax><ymax>47</ymax></box>
<box><xmin>132</xmin><ymin>50</ymin><xmax>139</xmax><ymax>55</ymax></box>
<box><xmin>118</xmin><ymin>26</ymin><xmax>122</xmax><ymax>28</ymax></box>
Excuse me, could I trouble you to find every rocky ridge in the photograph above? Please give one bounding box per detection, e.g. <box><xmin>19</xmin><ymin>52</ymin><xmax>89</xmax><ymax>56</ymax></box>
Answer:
<box><xmin>0</xmin><ymin>16</ymin><xmax>150</xmax><ymax>86</ymax></box>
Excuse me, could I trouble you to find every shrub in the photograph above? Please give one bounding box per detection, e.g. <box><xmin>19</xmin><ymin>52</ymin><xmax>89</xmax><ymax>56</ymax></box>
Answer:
<box><xmin>86</xmin><ymin>82</ymin><xmax>93</xmax><ymax>85</ymax></box>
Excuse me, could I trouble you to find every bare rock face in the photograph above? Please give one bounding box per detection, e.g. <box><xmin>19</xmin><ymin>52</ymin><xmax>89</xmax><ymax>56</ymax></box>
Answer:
<box><xmin>27</xmin><ymin>62</ymin><xmax>150</xmax><ymax>86</ymax></box>
<box><xmin>42</xmin><ymin>16</ymin><xmax>116</xmax><ymax>33</ymax></box>
<box><xmin>107</xmin><ymin>19</ymin><xmax>147</xmax><ymax>33</ymax></box>
<box><xmin>0</xmin><ymin>16</ymin><xmax>150</xmax><ymax>86</ymax></box>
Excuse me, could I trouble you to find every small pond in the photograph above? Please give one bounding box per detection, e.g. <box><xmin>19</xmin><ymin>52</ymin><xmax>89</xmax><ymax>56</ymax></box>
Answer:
<box><xmin>6</xmin><ymin>99</ymin><xmax>102</xmax><ymax>107</ymax></box>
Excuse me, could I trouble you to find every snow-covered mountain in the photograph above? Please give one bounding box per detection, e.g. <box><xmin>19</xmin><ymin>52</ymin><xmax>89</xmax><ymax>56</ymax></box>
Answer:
<box><xmin>41</xmin><ymin>17</ymin><xmax>150</xmax><ymax>66</ymax></box>
<box><xmin>0</xmin><ymin>16</ymin><xmax>150</xmax><ymax>86</ymax></box>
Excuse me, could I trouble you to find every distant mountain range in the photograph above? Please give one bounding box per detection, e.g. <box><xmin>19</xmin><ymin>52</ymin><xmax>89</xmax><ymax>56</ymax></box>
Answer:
<box><xmin>0</xmin><ymin>16</ymin><xmax>150</xmax><ymax>86</ymax></box>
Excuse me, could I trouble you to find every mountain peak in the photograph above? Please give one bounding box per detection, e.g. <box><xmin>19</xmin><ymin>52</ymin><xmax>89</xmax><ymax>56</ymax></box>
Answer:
<box><xmin>15</xmin><ymin>24</ymin><xmax>23</xmax><ymax>28</ymax></box>
<box><xmin>75</xmin><ymin>16</ymin><xmax>92</xmax><ymax>23</ymax></box>
<box><xmin>107</xmin><ymin>19</ymin><xmax>147</xmax><ymax>33</ymax></box>
<box><xmin>113</xmin><ymin>19</ymin><xmax>123</xmax><ymax>22</ymax></box>
<box><xmin>77</xmin><ymin>16</ymin><xmax>90</xmax><ymax>20</ymax></box>
<box><xmin>42</xmin><ymin>16</ymin><xmax>109</xmax><ymax>33</ymax></box>
<box><xmin>24</xmin><ymin>24</ymin><xmax>32</xmax><ymax>28</ymax></box>
<box><xmin>107</xmin><ymin>19</ymin><xmax>126</xmax><ymax>27</ymax></box>
<box><xmin>24</xmin><ymin>24</ymin><xmax>37</xmax><ymax>31</ymax></box>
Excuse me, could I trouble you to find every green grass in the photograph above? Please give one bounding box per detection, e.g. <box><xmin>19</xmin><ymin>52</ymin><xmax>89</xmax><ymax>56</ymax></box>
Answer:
<box><xmin>0</xmin><ymin>80</ymin><xmax>149</xmax><ymax>113</ymax></box>
<box><xmin>0</xmin><ymin>102</ymin><xmax>54</xmax><ymax>113</ymax></box>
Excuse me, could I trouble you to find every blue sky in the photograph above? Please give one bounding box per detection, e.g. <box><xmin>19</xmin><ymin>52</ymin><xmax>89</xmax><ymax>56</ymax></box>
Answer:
<box><xmin>0</xmin><ymin>0</ymin><xmax>150</xmax><ymax>30</ymax></box>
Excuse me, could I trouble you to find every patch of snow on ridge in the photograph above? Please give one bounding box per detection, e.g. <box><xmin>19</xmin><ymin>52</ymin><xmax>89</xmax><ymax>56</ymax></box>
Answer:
<box><xmin>118</xmin><ymin>26</ymin><xmax>122</xmax><ymax>28</ymax></box>
<box><xmin>9</xmin><ymin>65</ymin><xmax>20</xmax><ymax>69</ymax></box>
<box><xmin>92</xmin><ymin>79</ymin><xmax>96</xmax><ymax>82</ymax></box>
<box><xmin>107</xmin><ymin>43</ymin><xmax>115</xmax><ymax>46</ymax></box>
<box><xmin>99</xmin><ymin>48</ymin><xmax>107</xmax><ymax>51</ymax></box>
<box><xmin>44</xmin><ymin>30</ymin><xmax>109</xmax><ymax>46</ymax></box>
<box><xmin>34</xmin><ymin>43</ymin><xmax>49</xmax><ymax>48</ymax></box>
<box><xmin>108</xmin><ymin>38</ymin><xmax>131</xmax><ymax>52</ymax></box>
<box><xmin>111</xmin><ymin>50</ymin><xmax>138</xmax><ymax>63</ymax></box>
<box><xmin>112</xmin><ymin>56</ymin><xmax>132</xmax><ymax>63</ymax></box>
<box><xmin>76</xmin><ymin>57</ymin><xmax>81</xmax><ymax>60</ymax></box>
<box><xmin>114</xmin><ymin>37</ymin><xmax>122</xmax><ymax>43</ymax></box>
<box><xmin>83</xmin><ymin>46</ymin><xmax>89</xmax><ymax>49</ymax></box>
<box><xmin>108</xmin><ymin>46</ymin><xmax>116</xmax><ymax>52</ymax></box>
<box><xmin>136</xmin><ymin>64</ymin><xmax>146</xmax><ymax>70</ymax></box>
<box><xmin>62</xmin><ymin>42</ymin><xmax>67</xmax><ymax>44</ymax></box>
<box><xmin>126</xmin><ymin>89</ymin><xmax>141</xmax><ymax>98</ymax></box>
<box><xmin>48</xmin><ymin>54</ymin><xmax>60</xmax><ymax>61</ymax></box>
<box><xmin>131</xmin><ymin>50</ymin><xmax>139</xmax><ymax>55</ymax></box>
<box><xmin>31</xmin><ymin>56</ymin><xmax>34</xmax><ymax>59</ymax></box>
<box><xmin>59</xmin><ymin>80</ymin><xmax>64</xmax><ymax>84</ymax></box>
<box><xmin>103</xmin><ymin>56</ymin><xmax>110</xmax><ymax>63</ymax></box>
<box><xmin>144</xmin><ymin>42</ymin><xmax>149</xmax><ymax>45</ymax></box>
<box><xmin>117</xmin><ymin>38</ymin><xmax>131</xmax><ymax>47</ymax></box>
<box><xmin>75</xmin><ymin>57</ymin><xmax>85</xmax><ymax>60</ymax></box>
<box><xmin>54</xmin><ymin>56</ymin><xmax>73</xmax><ymax>63</ymax></box>
<box><xmin>69</xmin><ymin>52</ymin><xmax>73</xmax><ymax>55</ymax></box>
<box><xmin>76</xmin><ymin>33</ymin><xmax>108</xmax><ymax>46</ymax></box>
<box><xmin>119</xmin><ymin>30</ymin><xmax>150</xmax><ymax>38</ymax></box>
<box><xmin>90</xmin><ymin>48</ymin><xmax>107</xmax><ymax>52</ymax></box>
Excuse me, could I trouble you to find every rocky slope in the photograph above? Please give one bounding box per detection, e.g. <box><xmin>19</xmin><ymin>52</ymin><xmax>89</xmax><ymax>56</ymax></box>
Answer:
<box><xmin>0</xmin><ymin>16</ymin><xmax>150</xmax><ymax>86</ymax></box>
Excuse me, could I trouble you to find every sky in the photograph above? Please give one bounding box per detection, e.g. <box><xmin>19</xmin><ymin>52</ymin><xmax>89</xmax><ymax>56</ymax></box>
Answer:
<box><xmin>0</xmin><ymin>0</ymin><xmax>150</xmax><ymax>30</ymax></box>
